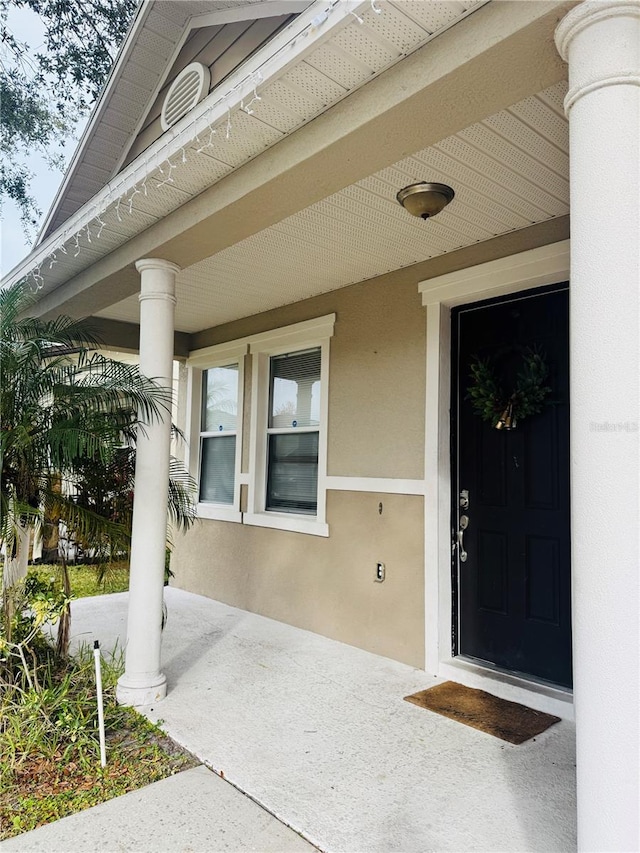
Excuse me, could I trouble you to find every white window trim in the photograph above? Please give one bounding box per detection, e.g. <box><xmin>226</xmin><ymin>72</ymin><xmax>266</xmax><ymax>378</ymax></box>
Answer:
<box><xmin>245</xmin><ymin>314</ymin><xmax>335</xmax><ymax>537</ymax></box>
<box><xmin>186</xmin><ymin>341</ymin><xmax>248</xmax><ymax>523</ymax></box>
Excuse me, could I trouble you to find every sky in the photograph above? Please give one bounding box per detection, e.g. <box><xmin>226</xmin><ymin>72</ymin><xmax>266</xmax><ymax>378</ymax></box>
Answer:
<box><xmin>0</xmin><ymin>7</ymin><xmax>86</xmax><ymax>278</ymax></box>
<box><xmin>0</xmin><ymin>150</ymin><xmax>69</xmax><ymax>276</ymax></box>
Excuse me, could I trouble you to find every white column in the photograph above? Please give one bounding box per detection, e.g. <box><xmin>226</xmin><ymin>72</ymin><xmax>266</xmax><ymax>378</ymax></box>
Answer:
<box><xmin>117</xmin><ymin>259</ymin><xmax>179</xmax><ymax>707</ymax></box>
<box><xmin>555</xmin><ymin>4</ymin><xmax>639</xmax><ymax>850</ymax></box>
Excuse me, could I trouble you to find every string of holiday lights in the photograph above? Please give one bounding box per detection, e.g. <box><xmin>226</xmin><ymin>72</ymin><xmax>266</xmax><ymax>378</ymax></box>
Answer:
<box><xmin>16</xmin><ymin>0</ymin><xmax>417</xmax><ymax>295</ymax></box>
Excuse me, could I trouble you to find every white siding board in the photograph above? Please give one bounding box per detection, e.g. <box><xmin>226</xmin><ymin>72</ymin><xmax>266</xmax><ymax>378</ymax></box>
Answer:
<box><xmin>361</xmin><ymin>2</ymin><xmax>429</xmax><ymax>53</ymax></box>
<box><xmin>458</xmin><ymin>123</ymin><xmax>570</xmax><ymax>201</ymax></box>
<box><xmin>390</xmin><ymin>0</ymin><xmax>466</xmax><ymax>33</ymax></box>
<box><xmin>239</xmin><ymin>93</ymin><xmax>304</xmax><ymax>133</ymax></box>
<box><xmin>305</xmin><ymin>43</ymin><xmax>372</xmax><ymax>90</ymax></box>
<box><xmin>484</xmin><ymin>111</ymin><xmax>569</xmax><ymax>178</ymax></box>
<box><xmin>282</xmin><ymin>61</ymin><xmax>347</xmax><ymax>105</ymax></box>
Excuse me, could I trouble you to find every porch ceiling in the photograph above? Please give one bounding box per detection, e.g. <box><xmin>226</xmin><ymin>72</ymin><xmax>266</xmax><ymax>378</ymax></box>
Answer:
<box><xmin>95</xmin><ymin>80</ymin><xmax>569</xmax><ymax>335</ymax></box>
<box><xmin>19</xmin><ymin>0</ymin><xmax>487</xmax><ymax>302</ymax></box>
<box><xmin>13</xmin><ymin>1</ymin><xmax>573</xmax><ymax>329</ymax></box>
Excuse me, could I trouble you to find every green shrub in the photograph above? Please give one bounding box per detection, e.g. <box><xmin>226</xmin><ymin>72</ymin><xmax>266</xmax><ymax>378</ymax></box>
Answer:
<box><xmin>0</xmin><ymin>575</ymin><xmax>196</xmax><ymax>840</ymax></box>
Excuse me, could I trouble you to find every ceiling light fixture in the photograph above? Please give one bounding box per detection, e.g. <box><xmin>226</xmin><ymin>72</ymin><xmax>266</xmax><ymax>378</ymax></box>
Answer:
<box><xmin>396</xmin><ymin>182</ymin><xmax>455</xmax><ymax>219</ymax></box>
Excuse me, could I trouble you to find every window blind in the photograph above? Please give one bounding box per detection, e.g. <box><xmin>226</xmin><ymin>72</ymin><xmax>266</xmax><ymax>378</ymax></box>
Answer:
<box><xmin>200</xmin><ymin>435</ymin><xmax>236</xmax><ymax>504</ymax></box>
<box><xmin>266</xmin><ymin>432</ymin><xmax>319</xmax><ymax>513</ymax></box>
<box><xmin>266</xmin><ymin>347</ymin><xmax>320</xmax><ymax>515</ymax></box>
<box><xmin>269</xmin><ymin>348</ymin><xmax>320</xmax><ymax>429</ymax></box>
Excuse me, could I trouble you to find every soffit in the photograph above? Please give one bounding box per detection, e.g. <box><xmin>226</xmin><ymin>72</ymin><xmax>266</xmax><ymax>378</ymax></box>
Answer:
<box><xmin>122</xmin><ymin>14</ymin><xmax>297</xmax><ymax>169</ymax></box>
<box><xmin>94</xmin><ymin>80</ymin><xmax>569</xmax><ymax>334</ymax></box>
<box><xmin>39</xmin><ymin>0</ymin><xmax>279</xmax><ymax>241</ymax></box>
<box><xmin>25</xmin><ymin>0</ymin><xmax>487</xmax><ymax>284</ymax></box>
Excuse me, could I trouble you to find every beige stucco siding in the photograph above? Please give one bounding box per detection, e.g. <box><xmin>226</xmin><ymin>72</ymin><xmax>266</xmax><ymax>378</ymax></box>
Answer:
<box><xmin>207</xmin><ymin>270</ymin><xmax>427</xmax><ymax>479</ymax></box>
<box><xmin>172</xmin><ymin>490</ymin><xmax>425</xmax><ymax>668</ymax></box>
<box><xmin>327</xmin><ymin>277</ymin><xmax>425</xmax><ymax>479</ymax></box>
<box><xmin>172</xmin><ymin>270</ymin><xmax>427</xmax><ymax>665</ymax></box>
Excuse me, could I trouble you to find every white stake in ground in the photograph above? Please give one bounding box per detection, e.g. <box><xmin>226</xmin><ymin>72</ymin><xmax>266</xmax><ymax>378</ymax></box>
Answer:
<box><xmin>93</xmin><ymin>640</ymin><xmax>107</xmax><ymax>767</ymax></box>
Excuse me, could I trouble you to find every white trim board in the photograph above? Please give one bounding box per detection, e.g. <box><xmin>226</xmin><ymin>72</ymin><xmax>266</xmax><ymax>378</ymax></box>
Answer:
<box><xmin>189</xmin><ymin>314</ymin><xmax>336</xmax><ymax>363</ymax></box>
<box><xmin>35</xmin><ymin>0</ymin><xmax>155</xmax><ymax>242</ymax></box>
<box><xmin>325</xmin><ymin>477</ymin><xmax>424</xmax><ymax>495</ymax></box>
<box><xmin>420</xmin><ymin>240</ymin><xmax>574</xmax><ymax>719</ymax></box>
<box><xmin>419</xmin><ymin>240</ymin><xmax>570</xmax><ymax>307</ymax></box>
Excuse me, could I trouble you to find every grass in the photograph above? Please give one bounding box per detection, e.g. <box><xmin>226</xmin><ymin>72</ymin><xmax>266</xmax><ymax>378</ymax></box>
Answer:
<box><xmin>29</xmin><ymin>561</ymin><xmax>130</xmax><ymax>598</ymax></box>
<box><xmin>0</xmin><ymin>645</ymin><xmax>198</xmax><ymax>841</ymax></box>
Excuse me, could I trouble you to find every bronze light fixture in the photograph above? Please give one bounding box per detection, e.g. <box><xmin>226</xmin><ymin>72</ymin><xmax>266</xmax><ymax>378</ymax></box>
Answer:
<box><xmin>396</xmin><ymin>182</ymin><xmax>455</xmax><ymax>219</ymax></box>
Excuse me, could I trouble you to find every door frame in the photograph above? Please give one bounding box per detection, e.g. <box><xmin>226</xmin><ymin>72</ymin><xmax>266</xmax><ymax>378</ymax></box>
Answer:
<box><xmin>419</xmin><ymin>239</ymin><xmax>574</xmax><ymax>719</ymax></box>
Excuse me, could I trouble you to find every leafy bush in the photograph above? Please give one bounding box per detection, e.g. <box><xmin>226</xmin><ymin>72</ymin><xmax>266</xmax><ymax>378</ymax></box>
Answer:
<box><xmin>0</xmin><ymin>576</ymin><xmax>196</xmax><ymax>840</ymax></box>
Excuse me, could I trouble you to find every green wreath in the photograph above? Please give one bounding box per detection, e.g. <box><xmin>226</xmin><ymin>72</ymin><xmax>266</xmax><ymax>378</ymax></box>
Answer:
<box><xmin>467</xmin><ymin>348</ymin><xmax>552</xmax><ymax>430</ymax></box>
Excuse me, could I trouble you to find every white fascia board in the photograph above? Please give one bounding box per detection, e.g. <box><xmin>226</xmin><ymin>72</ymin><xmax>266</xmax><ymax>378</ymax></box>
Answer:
<box><xmin>7</xmin><ymin>1</ymin><xmax>369</xmax><ymax>291</ymax></box>
<box><xmin>35</xmin><ymin>0</ymin><xmax>154</xmax><ymax>245</ymax></box>
<box><xmin>189</xmin><ymin>1</ymin><xmax>314</xmax><ymax>29</ymax></box>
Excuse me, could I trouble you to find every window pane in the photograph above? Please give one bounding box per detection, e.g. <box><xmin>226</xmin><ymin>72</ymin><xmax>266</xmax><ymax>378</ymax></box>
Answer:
<box><xmin>266</xmin><ymin>432</ymin><xmax>318</xmax><ymax>514</ymax></box>
<box><xmin>202</xmin><ymin>365</ymin><xmax>238</xmax><ymax>432</ymax></box>
<box><xmin>200</xmin><ymin>435</ymin><xmax>236</xmax><ymax>504</ymax></box>
<box><xmin>269</xmin><ymin>349</ymin><xmax>320</xmax><ymax>428</ymax></box>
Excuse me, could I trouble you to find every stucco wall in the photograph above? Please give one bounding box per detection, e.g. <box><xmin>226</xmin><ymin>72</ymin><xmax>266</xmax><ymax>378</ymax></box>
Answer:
<box><xmin>326</xmin><ymin>278</ymin><xmax>425</xmax><ymax>479</ymax></box>
<box><xmin>172</xmin><ymin>491</ymin><xmax>425</xmax><ymax>668</ymax></box>
<box><xmin>205</xmin><ymin>268</ymin><xmax>427</xmax><ymax>478</ymax></box>
<box><xmin>171</xmin><ymin>269</ymin><xmax>427</xmax><ymax>666</ymax></box>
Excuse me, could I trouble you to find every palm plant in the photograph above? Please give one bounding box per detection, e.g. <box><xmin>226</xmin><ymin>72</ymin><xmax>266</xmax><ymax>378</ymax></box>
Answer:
<box><xmin>1</xmin><ymin>281</ymin><xmax>196</xmax><ymax>652</ymax></box>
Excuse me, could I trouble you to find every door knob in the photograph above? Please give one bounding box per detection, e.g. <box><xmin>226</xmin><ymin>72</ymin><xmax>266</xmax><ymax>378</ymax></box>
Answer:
<box><xmin>457</xmin><ymin>514</ymin><xmax>469</xmax><ymax>562</ymax></box>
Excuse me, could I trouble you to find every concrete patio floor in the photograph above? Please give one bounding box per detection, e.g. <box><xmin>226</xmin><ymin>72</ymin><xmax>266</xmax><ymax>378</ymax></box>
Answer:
<box><xmin>23</xmin><ymin>588</ymin><xmax>577</xmax><ymax>852</ymax></box>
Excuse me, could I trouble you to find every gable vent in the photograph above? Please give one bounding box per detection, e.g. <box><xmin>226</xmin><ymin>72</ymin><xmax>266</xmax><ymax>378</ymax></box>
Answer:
<box><xmin>161</xmin><ymin>62</ymin><xmax>211</xmax><ymax>131</ymax></box>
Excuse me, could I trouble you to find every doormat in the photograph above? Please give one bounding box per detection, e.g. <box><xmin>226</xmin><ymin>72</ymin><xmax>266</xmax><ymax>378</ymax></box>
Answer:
<box><xmin>404</xmin><ymin>681</ymin><xmax>560</xmax><ymax>744</ymax></box>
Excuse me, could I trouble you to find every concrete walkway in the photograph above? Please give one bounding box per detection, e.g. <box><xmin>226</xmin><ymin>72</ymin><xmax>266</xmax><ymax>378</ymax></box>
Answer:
<box><xmin>2</xmin><ymin>589</ymin><xmax>577</xmax><ymax>852</ymax></box>
<box><xmin>1</xmin><ymin>766</ymin><xmax>315</xmax><ymax>852</ymax></box>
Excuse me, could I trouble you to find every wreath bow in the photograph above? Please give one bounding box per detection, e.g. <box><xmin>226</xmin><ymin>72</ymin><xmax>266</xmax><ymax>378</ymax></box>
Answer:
<box><xmin>467</xmin><ymin>348</ymin><xmax>552</xmax><ymax>430</ymax></box>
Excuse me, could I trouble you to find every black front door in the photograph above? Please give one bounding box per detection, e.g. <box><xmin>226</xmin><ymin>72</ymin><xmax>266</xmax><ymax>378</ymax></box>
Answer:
<box><xmin>452</xmin><ymin>285</ymin><xmax>572</xmax><ymax>688</ymax></box>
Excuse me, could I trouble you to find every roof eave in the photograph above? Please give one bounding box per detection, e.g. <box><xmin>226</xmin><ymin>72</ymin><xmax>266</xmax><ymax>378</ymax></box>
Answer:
<box><xmin>4</xmin><ymin>0</ymin><xmax>368</xmax><ymax>291</ymax></box>
<box><xmin>34</xmin><ymin>0</ymin><xmax>153</xmax><ymax>245</ymax></box>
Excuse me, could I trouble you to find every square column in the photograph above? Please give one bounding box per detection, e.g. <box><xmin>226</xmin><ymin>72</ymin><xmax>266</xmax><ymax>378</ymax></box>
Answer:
<box><xmin>116</xmin><ymin>258</ymin><xmax>179</xmax><ymax>706</ymax></box>
<box><xmin>556</xmin><ymin>3</ymin><xmax>640</xmax><ymax>850</ymax></box>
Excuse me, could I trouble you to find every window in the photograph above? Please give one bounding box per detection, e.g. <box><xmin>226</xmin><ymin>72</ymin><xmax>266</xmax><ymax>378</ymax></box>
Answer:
<box><xmin>199</xmin><ymin>363</ymin><xmax>239</xmax><ymax>505</ymax></box>
<box><xmin>187</xmin><ymin>315</ymin><xmax>334</xmax><ymax>534</ymax></box>
<box><xmin>187</xmin><ymin>342</ymin><xmax>247</xmax><ymax>522</ymax></box>
<box><xmin>246</xmin><ymin>314</ymin><xmax>334</xmax><ymax>537</ymax></box>
<box><xmin>266</xmin><ymin>348</ymin><xmax>321</xmax><ymax>514</ymax></box>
